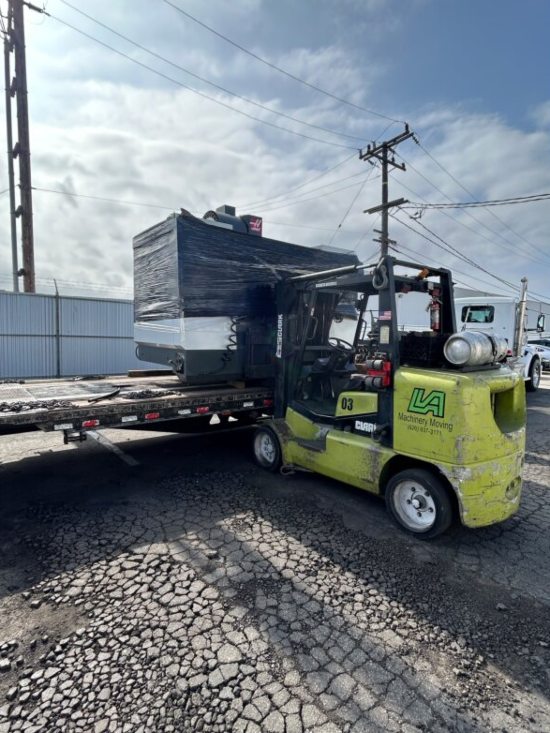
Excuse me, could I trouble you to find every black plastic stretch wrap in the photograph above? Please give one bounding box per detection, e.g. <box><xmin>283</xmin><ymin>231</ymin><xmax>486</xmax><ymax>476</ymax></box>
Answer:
<box><xmin>133</xmin><ymin>212</ymin><xmax>359</xmax><ymax>321</ymax></box>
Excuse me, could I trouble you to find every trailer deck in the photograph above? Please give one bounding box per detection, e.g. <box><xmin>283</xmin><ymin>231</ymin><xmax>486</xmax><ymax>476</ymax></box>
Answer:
<box><xmin>0</xmin><ymin>376</ymin><xmax>273</xmax><ymax>434</ymax></box>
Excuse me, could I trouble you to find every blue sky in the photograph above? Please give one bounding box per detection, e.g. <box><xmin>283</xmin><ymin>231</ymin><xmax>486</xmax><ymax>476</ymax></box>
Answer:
<box><xmin>0</xmin><ymin>0</ymin><xmax>549</xmax><ymax>299</ymax></box>
<box><xmin>393</xmin><ymin>1</ymin><xmax>549</xmax><ymax>127</ymax></box>
<box><xmin>240</xmin><ymin>0</ymin><xmax>550</xmax><ymax>128</ymax></box>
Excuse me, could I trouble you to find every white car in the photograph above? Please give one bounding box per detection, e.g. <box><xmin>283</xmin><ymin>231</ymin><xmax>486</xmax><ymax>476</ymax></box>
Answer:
<box><xmin>529</xmin><ymin>340</ymin><xmax>550</xmax><ymax>371</ymax></box>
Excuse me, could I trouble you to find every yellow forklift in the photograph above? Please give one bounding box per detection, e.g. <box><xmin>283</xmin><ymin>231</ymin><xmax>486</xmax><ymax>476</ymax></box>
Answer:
<box><xmin>253</xmin><ymin>256</ymin><xmax>526</xmax><ymax>539</ymax></box>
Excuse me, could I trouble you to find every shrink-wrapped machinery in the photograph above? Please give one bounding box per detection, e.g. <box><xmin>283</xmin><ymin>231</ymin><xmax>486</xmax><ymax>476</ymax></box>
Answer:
<box><xmin>133</xmin><ymin>207</ymin><xmax>358</xmax><ymax>383</ymax></box>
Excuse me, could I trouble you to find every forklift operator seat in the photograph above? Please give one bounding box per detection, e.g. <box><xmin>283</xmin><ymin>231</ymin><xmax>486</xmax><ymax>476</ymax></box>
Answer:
<box><xmin>299</xmin><ymin>342</ymin><xmax>358</xmax><ymax>412</ymax></box>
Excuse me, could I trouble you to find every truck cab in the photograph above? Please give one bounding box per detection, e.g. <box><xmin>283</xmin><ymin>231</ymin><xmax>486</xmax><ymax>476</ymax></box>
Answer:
<box><xmin>454</xmin><ymin>296</ymin><xmax>542</xmax><ymax>391</ymax></box>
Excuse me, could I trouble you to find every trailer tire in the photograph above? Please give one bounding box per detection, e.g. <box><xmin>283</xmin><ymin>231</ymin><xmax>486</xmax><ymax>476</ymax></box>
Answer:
<box><xmin>253</xmin><ymin>426</ymin><xmax>281</xmax><ymax>472</ymax></box>
<box><xmin>526</xmin><ymin>358</ymin><xmax>541</xmax><ymax>392</ymax></box>
<box><xmin>385</xmin><ymin>468</ymin><xmax>454</xmax><ymax>539</ymax></box>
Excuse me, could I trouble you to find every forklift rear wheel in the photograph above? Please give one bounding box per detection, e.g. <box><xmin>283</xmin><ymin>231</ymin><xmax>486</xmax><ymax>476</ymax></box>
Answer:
<box><xmin>253</xmin><ymin>427</ymin><xmax>281</xmax><ymax>471</ymax></box>
<box><xmin>526</xmin><ymin>359</ymin><xmax>541</xmax><ymax>392</ymax></box>
<box><xmin>385</xmin><ymin>469</ymin><xmax>453</xmax><ymax>539</ymax></box>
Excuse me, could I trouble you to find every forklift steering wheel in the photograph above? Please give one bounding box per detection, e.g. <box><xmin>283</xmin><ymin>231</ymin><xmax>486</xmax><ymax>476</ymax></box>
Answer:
<box><xmin>328</xmin><ymin>337</ymin><xmax>354</xmax><ymax>354</ymax></box>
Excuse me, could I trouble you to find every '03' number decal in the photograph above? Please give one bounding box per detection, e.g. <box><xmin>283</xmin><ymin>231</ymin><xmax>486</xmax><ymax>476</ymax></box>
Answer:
<box><xmin>340</xmin><ymin>397</ymin><xmax>354</xmax><ymax>411</ymax></box>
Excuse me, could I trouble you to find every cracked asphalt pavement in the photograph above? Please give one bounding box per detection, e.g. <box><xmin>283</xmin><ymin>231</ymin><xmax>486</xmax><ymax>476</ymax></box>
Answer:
<box><xmin>0</xmin><ymin>379</ymin><xmax>549</xmax><ymax>732</ymax></box>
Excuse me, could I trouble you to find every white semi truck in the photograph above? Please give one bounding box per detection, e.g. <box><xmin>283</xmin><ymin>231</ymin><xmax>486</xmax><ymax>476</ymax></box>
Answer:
<box><xmin>455</xmin><ymin>281</ymin><xmax>546</xmax><ymax>392</ymax></box>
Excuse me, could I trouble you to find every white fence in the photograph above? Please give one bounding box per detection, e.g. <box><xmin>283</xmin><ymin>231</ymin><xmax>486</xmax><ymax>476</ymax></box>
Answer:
<box><xmin>0</xmin><ymin>290</ymin><xmax>154</xmax><ymax>378</ymax></box>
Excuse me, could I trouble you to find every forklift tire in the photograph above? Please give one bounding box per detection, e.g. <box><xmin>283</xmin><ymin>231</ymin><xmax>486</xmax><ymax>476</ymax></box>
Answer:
<box><xmin>385</xmin><ymin>469</ymin><xmax>454</xmax><ymax>539</ymax></box>
<box><xmin>253</xmin><ymin>426</ymin><xmax>282</xmax><ymax>472</ymax></box>
<box><xmin>526</xmin><ymin>358</ymin><xmax>541</xmax><ymax>392</ymax></box>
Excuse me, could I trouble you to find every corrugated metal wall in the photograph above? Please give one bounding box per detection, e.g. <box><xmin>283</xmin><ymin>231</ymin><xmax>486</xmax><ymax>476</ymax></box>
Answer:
<box><xmin>0</xmin><ymin>291</ymin><xmax>156</xmax><ymax>378</ymax></box>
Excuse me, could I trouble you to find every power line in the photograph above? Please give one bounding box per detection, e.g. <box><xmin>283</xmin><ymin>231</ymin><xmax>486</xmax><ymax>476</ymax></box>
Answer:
<box><xmin>416</xmin><ymin>139</ymin><xmax>550</xmax><ymax>261</ymax></box>
<box><xmin>242</xmin><ymin>169</ymin><xmax>368</xmax><ymax>210</ymax></box>
<box><xmin>0</xmin><ymin>272</ymin><xmax>132</xmax><ymax>294</ymax></box>
<box><xmin>402</xmin><ymin>146</ymin><xmax>550</xmax><ymax>264</ymax></box>
<box><xmin>41</xmin><ymin>7</ymin><xmax>401</xmax><ymax>235</ymax></box>
<box><xmin>30</xmin><ymin>184</ymin><xmax>545</xmax><ymax>295</ymax></box>
<box><xmin>404</xmin><ymin>213</ymin><xmax>521</xmax><ymax>291</ymax></box>
<box><xmin>398</xmin><ymin>243</ymin><xmax>543</xmax><ymax>302</ymax></box>
<box><xmin>31</xmin><ymin>184</ymin><xmax>362</xmax><ymax>234</ymax></box>
<box><xmin>58</xmin><ymin>0</ymin><xmax>368</xmax><ymax>146</ymax></box>
<box><xmin>31</xmin><ymin>4</ymin><xmax>549</xmax><ymax>292</ymax></box>
<box><xmin>258</xmin><ymin>176</ymin><xmax>380</xmax><ymax>214</ymax></box>
<box><xmin>326</xmin><ymin>167</ymin><xmax>376</xmax><ymax>247</ymax></box>
<box><xmin>393</xmin><ymin>214</ymin><xmax>526</xmax><ymax>297</ymax></box>
<box><xmin>398</xmin><ymin>152</ymin><xmax>540</xmax><ymax>255</ymax></box>
<box><xmin>393</xmin><ymin>210</ymin><xmax>550</xmax><ymax>303</ymax></box>
<box><xmin>236</xmin><ymin>151</ymin><xmax>357</xmax><ymax>210</ymax></box>
<box><xmin>391</xmin><ymin>168</ymin><xmax>550</xmax><ymax>269</ymax></box>
<box><xmin>262</xmin><ymin>220</ymin><xmax>345</xmax><ymax>232</ymax></box>
<box><xmin>362</xmin><ymin>247</ymin><xmax>380</xmax><ymax>261</ymax></box>
<box><xmin>403</xmin><ymin>192</ymin><xmax>550</xmax><ymax>210</ymax></box>
<box><xmin>51</xmin><ymin>4</ymin><xmax>401</xmax><ymax>220</ymax></box>
<box><xmin>352</xmin><ymin>213</ymin><xmax>380</xmax><ymax>253</ymax></box>
<box><xmin>47</xmin><ymin>11</ymin><xmax>356</xmax><ymax>151</ymax></box>
<box><xmin>162</xmin><ymin>0</ymin><xmax>403</xmax><ymax>125</ymax></box>
<box><xmin>392</xmin><ymin>211</ymin><xmax>520</xmax><ymax>292</ymax></box>
<box><xmin>33</xmin><ymin>185</ymin><xmax>176</xmax><ymax>210</ymax></box>
<box><xmin>391</xmin><ymin>239</ymin><xmax>517</xmax><ymax>297</ymax></box>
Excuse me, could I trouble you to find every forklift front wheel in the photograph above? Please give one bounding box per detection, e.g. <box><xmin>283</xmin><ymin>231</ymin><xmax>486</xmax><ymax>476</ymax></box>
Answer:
<box><xmin>253</xmin><ymin>426</ymin><xmax>282</xmax><ymax>472</ymax></box>
<box><xmin>385</xmin><ymin>469</ymin><xmax>454</xmax><ymax>539</ymax></box>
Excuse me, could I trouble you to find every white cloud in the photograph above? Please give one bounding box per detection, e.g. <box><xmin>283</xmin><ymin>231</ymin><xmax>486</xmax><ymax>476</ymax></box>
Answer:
<box><xmin>386</xmin><ymin>112</ymin><xmax>550</xmax><ymax>297</ymax></box>
<box><xmin>0</xmin><ymin>0</ymin><xmax>548</xmax><ymax>304</ymax></box>
<box><xmin>531</xmin><ymin>101</ymin><xmax>550</xmax><ymax>129</ymax></box>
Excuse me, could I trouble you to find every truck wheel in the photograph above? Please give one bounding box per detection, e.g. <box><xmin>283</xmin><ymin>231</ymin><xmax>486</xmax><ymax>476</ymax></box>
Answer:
<box><xmin>253</xmin><ymin>426</ymin><xmax>281</xmax><ymax>472</ymax></box>
<box><xmin>385</xmin><ymin>469</ymin><xmax>454</xmax><ymax>539</ymax></box>
<box><xmin>526</xmin><ymin>358</ymin><xmax>541</xmax><ymax>392</ymax></box>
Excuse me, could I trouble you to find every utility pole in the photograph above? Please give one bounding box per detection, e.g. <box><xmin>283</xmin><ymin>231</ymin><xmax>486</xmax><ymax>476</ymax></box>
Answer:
<box><xmin>3</xmin><ymin>2</ymin><xmax>18</xmax><ymax>291</ymax></box>
<box><xmin>359</xmin><ymin>125</ymin><xmax>414</xmax><ymax>256</ymax></box>
<box><xmin>8</xmin><ymin>0</ymin><xmax>36</xmax><ymax>292</ymax></box>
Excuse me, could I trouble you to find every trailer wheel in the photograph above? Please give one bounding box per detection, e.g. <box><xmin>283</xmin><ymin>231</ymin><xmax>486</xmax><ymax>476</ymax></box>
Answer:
<box><xmin>253</xmin><ymin>426</ymin><xmax>281</xmax><ymax>472</ymax></box>
<box><xmin>526</xmin><ymin>358</ymin><xmax>541</xmax><ymax>392</ymax></box>
<box><xmin>385</xmin><ymin>469</ymin><xmax>454</xmax><ymax>539</ymax></box>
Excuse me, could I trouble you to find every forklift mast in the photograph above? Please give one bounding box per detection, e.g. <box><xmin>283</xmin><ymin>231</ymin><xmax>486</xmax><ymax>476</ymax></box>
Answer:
<box><xmin>273</xmin><ymin>255</ymin><xmax>457</xmax><ymax>445</ymax></box>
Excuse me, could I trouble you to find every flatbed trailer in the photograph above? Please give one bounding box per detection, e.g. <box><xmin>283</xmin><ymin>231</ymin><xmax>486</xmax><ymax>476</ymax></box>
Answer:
<box><xmin>0</xmin><ymin>375</ymin><xmax>273</xmax><ymax>439</ymax></box>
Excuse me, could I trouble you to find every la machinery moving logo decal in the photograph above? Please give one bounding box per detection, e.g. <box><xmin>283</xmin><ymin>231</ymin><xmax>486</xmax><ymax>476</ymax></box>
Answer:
<box><xmin>398</xmin><ymin>387</ymin><xmax>453</xmax><ymax>435</ymax></box>
<box><xmin>407</xmin><ymin>388</ymin><xmax>446</xmax><ymax>418</ymax></box>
